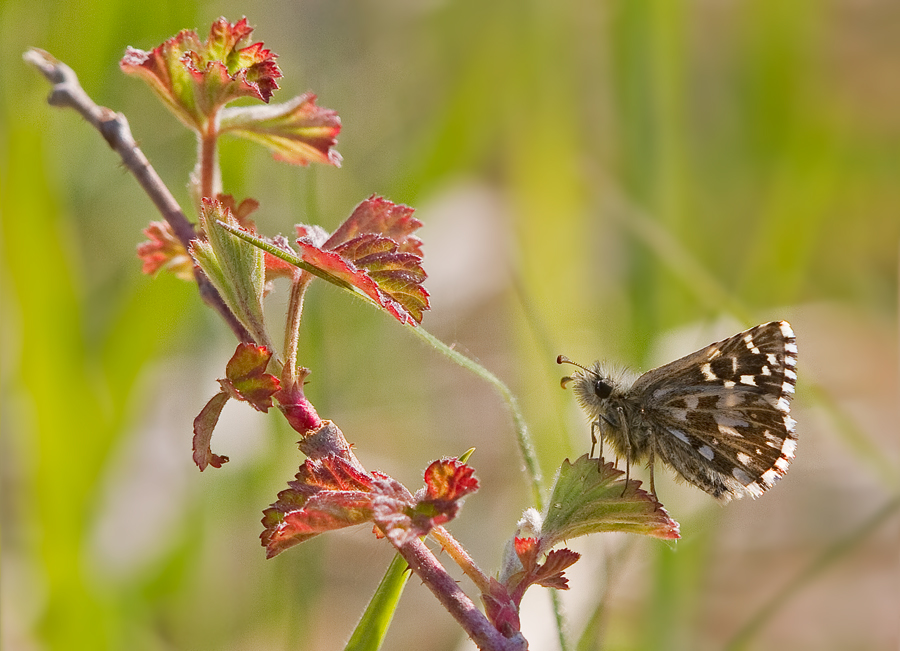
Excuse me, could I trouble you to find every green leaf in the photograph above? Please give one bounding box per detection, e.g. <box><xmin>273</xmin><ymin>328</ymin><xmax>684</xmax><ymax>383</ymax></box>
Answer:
<box><xmin>191</xmin><ymin>198</ymin><xmax>270</xmax><ymax>345</ymax></box>
<box><xmin>539</xmin><ymin>455</ymin><xmax>680</xmax><ymax>550</ymax></box>
<box><xmin>219</xmin><ymin>93</ymin><xmax>342</xmax><ymax>166</ymax></box>
<box><xmin>344</xmin><ymin>553</ymin><xmax>411</xmax><ymax>651</ymax></box>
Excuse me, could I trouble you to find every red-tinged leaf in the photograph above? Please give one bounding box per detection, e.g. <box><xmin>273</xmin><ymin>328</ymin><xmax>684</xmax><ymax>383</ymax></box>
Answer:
<box><xmin>326</xmin><ymin>195</ymin><xmax>423</xmax><ymax>256</ymax></box>
<box><xmin>192</xmin><ymin>391</ymin><xmax>231</xmax><ymax>471</ymax></box>
<box><xmin>295</xmin><ymin>239</ymin><xmax>428</xmax><ymax>325</ymax></box>
<box><xmin>374</xmin><ymin>458</ymin><xmax>479</xmax><ymax>547</ymax></box>
<box><xmin>513</xmin><ymin>537</ymin><xmax>540</xmax><ymax>573</ymax></box>
<box><xmin>261</xmin><ymin>456</ymin><xmax>412</xmax><ymax>558</ymax></box>
<box><xmin>533</xmin><ymin>573</ymin><xmax>570</xmax><ymax>591</ymax></box>
<box><xmin>121</xmin><ymin>17</ymin><xmax>281</xmax><ymax>131</ymax></box>
<box><xmin>219</xmin><ymin>93</ymin><xmax>342</xmax><ymax>166</ymax></box>
<box><xmin>218</xmin><ymin>343</ymin><xmax>280</xmax><ymax>412</ymax></box>
<box><xmin>423</xmin><ymin>458</ymin><xmax>479</xmax><ymax>502</ymax></box>
<box><xmin>261</xmin><ymin>237</ymin><xmax>302</xmax><ymax>280</ymax></box>
<box><xmin>539</xmin><ymin>548</ymin><xmax>581</xmax><ymax>577</ymax></box>
<box><xmin>136</xmin><ymin>221</ymin><xmax>194</xmax><ymax>280</ymax></box>
<box><xmin>532</xmin><ymin>548</ymin><xmax>581</xmax><ymax>590</ymax></box>
<box><xmin>299</xmin><ymin>229</ymin><xmax>429</xmax><ymax>325</ymax></box>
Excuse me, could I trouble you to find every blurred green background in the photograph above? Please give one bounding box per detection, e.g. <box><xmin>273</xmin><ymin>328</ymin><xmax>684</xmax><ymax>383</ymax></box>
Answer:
<box><xmin>2</xmin><ymin>1</ymin><xmax>899</xmax><ymax>649</ymax></box>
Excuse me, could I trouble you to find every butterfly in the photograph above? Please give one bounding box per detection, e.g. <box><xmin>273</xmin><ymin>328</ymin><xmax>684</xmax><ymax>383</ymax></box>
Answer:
<box><xmin>558</xmin><ymin>321</ymin><xmax>798</xmax><ymax>501</ymax></box>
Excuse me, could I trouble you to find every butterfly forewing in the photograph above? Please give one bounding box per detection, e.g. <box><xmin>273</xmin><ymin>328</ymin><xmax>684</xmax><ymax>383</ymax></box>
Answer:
<box><xmin>624</xmin><ymin>321</ymin><xmax>797</xmax><ymax>500</ymax></box>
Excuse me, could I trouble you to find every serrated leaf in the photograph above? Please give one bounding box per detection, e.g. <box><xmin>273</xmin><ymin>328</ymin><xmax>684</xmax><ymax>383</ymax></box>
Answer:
<box><xmin>120</xmin><ymin>16</ymin><xmax>281</xmax><ymax>131</ymax></box>
<box><xmin>296</xmin><ymin>236</ymin><xmax>429</xmax><ymax>325</ymax></box>
<box><xmin>136</xmin><ymin>221</ymin><xmax>194</xmax><ymax>280</ymax></box>
<box><xmin>539</xmin><ymin>455</ymin><xmax>680</xmax><ymax>549</ymax></box>
<box><xmin>218</xmin><ymin>342</ymin><xmax>280</xmax><ymax>412</ymax></box>
<box><xmin>262</xmin><ymin>457</ymin><xmax>372</xmax><ymax>556</ymax></box>
<box><xmin>374</xmin><ymin>458</ymin><xmax>478</xmax><ymax>547</ymax></box>
<box><xmin>215</xmin><ymin>196</ymin><xmax>431</xmax><ymax>325</ymax></box>
<box><xmin>190</xmin><ymin>198</ymin><xmax>269</xmax><ymax>345</ymax></box>
<box><xmin>326</xmin><ymin>195</ymin><xmax>423</xmax><ymax>256</ymax></box>
<box><xmin>531</xmin><ymin>548</ymin><xmax>580</xmax><ymax>590</ymax></box>
<box><xmin>503</xmin><ymin>538</ymin><xmax>579</xmax><ymax>605</ymax></box>
<box><xmin>220</xmin><ymin>93</ymin><xmax>341</xmax><ymax>166</ymax></box>
<box><xmin>423</xmin><ymin>457</ymin><xmax>479</xmax><ymax>503</ymax></box>
<box><xmin>262</xmin><ymin>457</ymin><xmax>477</xmax><ymax>557</ymax></box>
<box><xmin>192</xmin><ymin>391</ymin><xmax>231</xmax><ymax>471</ymax></box>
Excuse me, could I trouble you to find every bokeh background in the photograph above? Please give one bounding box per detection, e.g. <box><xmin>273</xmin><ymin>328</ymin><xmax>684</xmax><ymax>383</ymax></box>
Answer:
<box><xmin>2</xmin><ymin>1</ymin><xmax>899</xmax><ymax>649</ymax></box>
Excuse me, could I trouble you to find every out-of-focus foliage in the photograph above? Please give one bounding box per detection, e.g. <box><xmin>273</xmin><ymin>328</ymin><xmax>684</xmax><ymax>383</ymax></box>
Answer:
<box><xmin>3</xmin><ymin>1</ymin><xmax>899</xmax><ymax>650</ymax></box>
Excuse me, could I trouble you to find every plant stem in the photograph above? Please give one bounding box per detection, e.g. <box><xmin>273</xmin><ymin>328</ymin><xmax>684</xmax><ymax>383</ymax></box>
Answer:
<box><xmin>431</xmin><ymin>526</ymin><xmax>492</xmax><ymax>595</ymax></box>
<box><xmin>283</xmin><ymin>270</ymin><xmax>313</xmax><ymax>389</ymax></box>
<box><xmin>408</xmin><ymin>326</ymin><xmax>545</xmax><ymax>511</ymax></box>
<box><xmin>199</xmin><ymin>117</ymin><xmax>220</xmax><ymax>200</ymax></box>
<box><xmin>24</xmin><ymin>48</ymin><xmax>252</xmax><ymax>344</ymax></box>
<box><xmin>392</xmin><ymin>537</ymin><xmax>526</xmax><ymax>651</ymax></box>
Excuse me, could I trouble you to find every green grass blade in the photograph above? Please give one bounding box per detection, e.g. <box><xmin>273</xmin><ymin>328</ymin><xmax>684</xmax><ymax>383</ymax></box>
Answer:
<box><xmin>344</xmin><ymin>553</ymin><xmax>411</xmax><ymax>651</ymax></box>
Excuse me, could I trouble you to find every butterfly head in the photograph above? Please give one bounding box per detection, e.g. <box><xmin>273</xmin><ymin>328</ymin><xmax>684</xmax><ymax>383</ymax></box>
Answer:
<box><xmin>558</xmin><ymin>355</ymin><xmax>624</xmax><ymax>418</ymax></box>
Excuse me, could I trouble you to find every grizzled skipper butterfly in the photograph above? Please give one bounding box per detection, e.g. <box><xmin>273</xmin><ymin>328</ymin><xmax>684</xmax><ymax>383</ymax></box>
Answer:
<box><xmin>559</xmin><ymin>321</ymin><xmax>798</xmax><ymax>501</ymax></box>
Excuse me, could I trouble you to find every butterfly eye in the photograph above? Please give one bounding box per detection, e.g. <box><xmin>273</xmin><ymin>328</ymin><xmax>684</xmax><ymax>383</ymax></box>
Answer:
<box><xmin>594</xmin><ymin>379</ymin><xmax>613</xmax><ymax>400</ymax></box>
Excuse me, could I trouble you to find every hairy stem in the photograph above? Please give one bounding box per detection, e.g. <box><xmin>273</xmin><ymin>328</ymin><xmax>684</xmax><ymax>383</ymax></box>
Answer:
<box><xmin>431</xmin><ymin>526</ymin><xmax>492</xmax><ymax>595</ymax></box>
<box><xmin>282</xmin><ymin>270</ymin><xmax>313</xmax><ymax>389</ymax></box>
<box><xmin>198</xmin><ymin>117</ymin><xmax>220</xmax><ymax>200</ymax></box>
<box><xmin>392</xmin><ymin>537</ymin><xmax>526</xmax><ymax>651</ymax></box>
<box><xmin>409</xmin><ymin>326</ymin><xmax>545</xmax><ymax>511</ymax></box>
<box><xmin>24</xmin><ymin>48</ymin><xmax>252</xmax><ymax>343</ymax></box>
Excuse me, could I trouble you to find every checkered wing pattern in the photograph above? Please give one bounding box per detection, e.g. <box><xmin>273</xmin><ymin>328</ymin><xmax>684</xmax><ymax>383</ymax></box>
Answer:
<box><xmin>632</xmin><ymin>321</ymin><xmax>798</xmax><ymax>500</ymax></box>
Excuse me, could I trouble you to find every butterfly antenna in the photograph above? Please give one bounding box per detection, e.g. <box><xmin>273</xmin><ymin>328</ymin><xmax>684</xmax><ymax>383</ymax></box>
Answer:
<box><xmin>557</xmin><ymin>355</ymin><xmax>600</xmax><ymax>389</ymax></box>
<box><xmin>557</xmin><ymin>355</ymin><xmax>593</xmax><ymax>372</ymax></box>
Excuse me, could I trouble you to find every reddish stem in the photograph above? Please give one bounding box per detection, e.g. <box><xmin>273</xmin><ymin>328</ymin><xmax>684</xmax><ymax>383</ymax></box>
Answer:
<box><xmin>283</xmin><ymin>270</ymin><xmax>312</xmax><ymax>390</ymax></box>
<box><xmin>199</xmin><ymin>117</ymin><xmax>220</xmax><ymax>200</ymax></box>
<box><xmin>393</xmin><ymin>538</ymin><xmax>527</xmax><ymax>651</ymax></box>
<box><xmin>431</xmin><ymin>526</ymin><xmax>492</xmax><ymax>595</ymax></box>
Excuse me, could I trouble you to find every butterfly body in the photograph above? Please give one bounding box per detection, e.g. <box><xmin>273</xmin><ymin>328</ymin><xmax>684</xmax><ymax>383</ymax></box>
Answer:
<box><xmin>561</xmin><ymin>321</ymin><xmax>798</xmax><ymax>501</ymax></box>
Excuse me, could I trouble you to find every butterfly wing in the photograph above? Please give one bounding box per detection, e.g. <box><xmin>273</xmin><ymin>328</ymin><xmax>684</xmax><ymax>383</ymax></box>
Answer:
<box><xmin>631</xmin><ymin>321</ymin><xmax>798</xmax><ymax>500</ymax></box>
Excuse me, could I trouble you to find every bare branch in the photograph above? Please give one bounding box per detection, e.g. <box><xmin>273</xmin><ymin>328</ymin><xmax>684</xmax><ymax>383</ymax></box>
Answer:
<box><xmin>24</xmin><ymin>47</ymin><xmax>252</xmax><ymax>343</ymax></box>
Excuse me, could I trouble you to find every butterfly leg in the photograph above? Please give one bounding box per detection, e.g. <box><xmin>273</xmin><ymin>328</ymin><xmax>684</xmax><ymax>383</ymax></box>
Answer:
<box><xmin>618</xmin><ymin>406</ymin><xmax>631</xmax><ymax>497</ymax></box>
